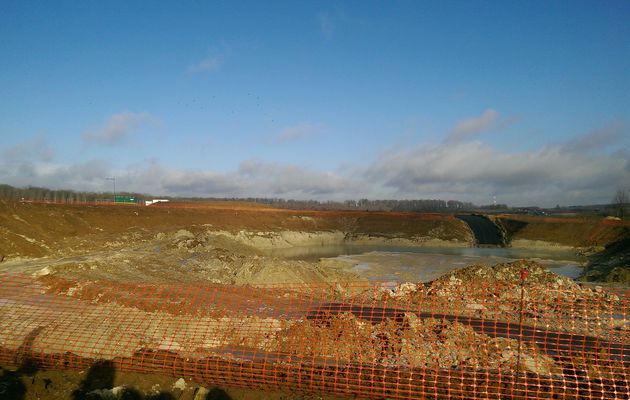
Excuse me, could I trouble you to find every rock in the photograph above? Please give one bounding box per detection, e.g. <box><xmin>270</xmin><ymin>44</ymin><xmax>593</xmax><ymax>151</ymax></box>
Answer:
<box><xmin>32</xmin><ymin>266</ymin><xmax>53</xmax><ymax>277</ymax></box>
<box><xmin>173</xmin><ymin>229</ymin><xmax>194</xmax><ymax>240</ymax></box>
<box><xmin>85</xmin><ymin>388</ymin><xmax>117</xmax><ymax>399</ymax></box>
<box><xmin>466</xmin><ymin>303</ymin><xmax>486</xmax><ymax>310</ymax></box>
<box><xmin>390</xmin><ymin>282</ymin><xmax>417</xmax><ymax>298</ymax></box>
<box><xmin>173</xmin><ymin>378</ymin><xmax>186</xmax><ymax>391</ymax></box>
<box><xmin>194</xmin><ymin>387</ymin><xmax>211</xmax><ymax>400</ymax></box>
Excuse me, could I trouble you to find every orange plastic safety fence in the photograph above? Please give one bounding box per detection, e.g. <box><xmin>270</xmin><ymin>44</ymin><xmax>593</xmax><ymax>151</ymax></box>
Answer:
<box><xmin>0</xmin><ymin>273</ymin><xmax>628</xmax><ymax>399</ymax></box>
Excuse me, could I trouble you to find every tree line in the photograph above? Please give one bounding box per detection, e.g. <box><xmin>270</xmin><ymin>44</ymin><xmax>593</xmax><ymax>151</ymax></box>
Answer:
<box><xmin>2</xmin><ymin>183</ymin><xmax>626</xmax><ymax>217</ymax></box>
<box><xmin>241</xmin><ymin>197</ymin><xmax>485</xmax><ymax>212</ymax></box>
<box><xmin>0</xmin><ymin>184</ymin><xmax>145</xmax><ymax>203</ymax></box>
<box><xmin>0</xmin><ymin>184</ymin><xmax>493</xmax><ymax>212</ymax></box>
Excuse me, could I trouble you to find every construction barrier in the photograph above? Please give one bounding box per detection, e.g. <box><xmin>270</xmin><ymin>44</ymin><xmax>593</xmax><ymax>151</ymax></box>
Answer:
<box><xmin>0</xmin><ymin>272</ymin><xmax>628</xmax><ymax>399</ymax></box>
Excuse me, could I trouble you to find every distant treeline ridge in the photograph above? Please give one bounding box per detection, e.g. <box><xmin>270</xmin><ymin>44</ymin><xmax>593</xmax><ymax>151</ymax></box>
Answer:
<box><xmin>0</xmin><ymin>184</ymin><xmax>142</xmax><ymax>203</ymax></box>
<box><xmin>0</xmin><ymin>183</ymin><xmax>507</xmax><ymax>212</ymax></box>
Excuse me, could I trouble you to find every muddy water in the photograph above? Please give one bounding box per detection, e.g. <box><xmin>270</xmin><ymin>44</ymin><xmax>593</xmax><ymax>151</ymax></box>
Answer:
<box><xmin>267</xmin><ymin>245</ymin><xmax>585</xmax><ymax>282</ymax></box>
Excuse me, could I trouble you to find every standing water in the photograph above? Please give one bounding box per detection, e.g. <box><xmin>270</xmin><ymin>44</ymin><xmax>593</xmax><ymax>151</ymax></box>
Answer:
<box><xmin>265</xmin><ymin>244</ymin><xmax>585</xmax><ymax>282</ymax></box>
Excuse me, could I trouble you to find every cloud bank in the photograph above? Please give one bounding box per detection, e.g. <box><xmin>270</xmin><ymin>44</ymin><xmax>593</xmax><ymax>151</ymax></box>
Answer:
<box><xmin>365</xmin><ymin>140</ymin><xmax>628</xmax><ymax>205</ymax></box>
<box><xmin>2</xmin><ymin>114</ymin><xmax>628</xmax><ymax>207</ymax></box>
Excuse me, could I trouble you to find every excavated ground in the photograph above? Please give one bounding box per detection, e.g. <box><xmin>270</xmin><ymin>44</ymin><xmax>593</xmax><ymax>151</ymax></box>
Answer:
<box><xmin>495</xmin><ymin>214</ymin><xmax>630</xmax><ymax>284</ymax></box>
<box><xmin>0</xmin><ymin>201</ymin><xmax>628</xmax><ymax>399</ymax></box>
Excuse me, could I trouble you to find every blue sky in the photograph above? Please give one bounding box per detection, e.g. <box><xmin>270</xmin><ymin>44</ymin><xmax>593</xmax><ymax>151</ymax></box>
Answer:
<box><xmin>1</xmin><ymin>1</ymin><xmax>629</xmax><ymax>206</ymax></box>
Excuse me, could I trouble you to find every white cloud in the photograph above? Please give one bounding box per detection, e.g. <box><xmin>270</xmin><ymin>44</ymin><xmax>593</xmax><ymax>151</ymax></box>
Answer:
<box><xmin>2</xmin><ymin>119</ymin><xmax>628</xmax><ymax>207</ymax></box>
<box><xmin>276</xmin><ymin>122</ymin><xmax>320</xmax><ymax>143</ymax></box>
<box><xmin>446</xmin><ymin>108</ymin><xmax>500</xmax><ymax>142</ymax></box>
<box><xmin>82</xmin><ymin>112</ymin><xmax>158</xmax><ymax>145</ymax></box>
<box><xmin>318</xmin><ymin>13</ymin><xmax>334</xmax><ymax>40</ymax></box>
<box><xmin>365</xmin><ymin>137</ymin><xmax>630</xmax><ymax>206</ymax></box>
<box><xmin>187</xmin><ymin>54</ymin><xmax>225</xmax><ymax>74</ymax></box>
<box><xmin>187</xmin><ymin>43</ymin><xmax>230</xmax><ymax>74</ymax></box>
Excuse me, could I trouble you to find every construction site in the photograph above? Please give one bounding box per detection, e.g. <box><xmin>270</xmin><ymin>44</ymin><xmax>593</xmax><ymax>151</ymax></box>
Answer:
<box><xmin>0</xmin><ymin>200</ymin><xmax>628</xmax><ymax>399</ymax></box>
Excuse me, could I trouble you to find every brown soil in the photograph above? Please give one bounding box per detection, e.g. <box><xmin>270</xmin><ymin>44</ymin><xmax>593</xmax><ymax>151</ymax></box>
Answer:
<box><xmin>496</xmin><ymin>214</ymin><xmax>630</xmax><ymax>248</ymax></box>
<box><xmin>1</xmin><ymin>201</ymin><xmax>628</xmax><ymax>399</ymax></box>
<box><xmin>495</xmin><ymin>214</ymin><xmax>630</xmax><ymax>283</ymax></box>
<box><xmin>0</xmin><ymin>200</ymin><xmax>471</xmax><ymax>260</ymax></box>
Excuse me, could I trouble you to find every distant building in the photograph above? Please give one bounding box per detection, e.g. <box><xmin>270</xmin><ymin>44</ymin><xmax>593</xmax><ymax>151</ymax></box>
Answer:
<box><xmin>145</xmin><ymin>199</ymin><xmax>169</xmax><ymax>206</ymax></box>
<box><xmin>115</xmin><ymin>195</ymin><xmax>137</xmax><ymax>204</ymax></box>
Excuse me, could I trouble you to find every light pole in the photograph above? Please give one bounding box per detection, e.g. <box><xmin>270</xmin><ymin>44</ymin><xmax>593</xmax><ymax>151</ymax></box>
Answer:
<box><xmin>106</xmin><ymin>177</ymin><xmax>116</xmax><ymax>203</ymax></box>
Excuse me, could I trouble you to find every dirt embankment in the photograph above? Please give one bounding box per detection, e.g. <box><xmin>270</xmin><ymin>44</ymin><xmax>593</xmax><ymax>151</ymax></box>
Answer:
<box><xmin>0</xmin><ymin>200</ymin><xmax>473</xmax><ymax>261</ymax></box>
<box><xmin>2</xmin><ymin>201</ymin><xmax>628</xmax><ymax>285</ymax></box>
<box><xmin>495</xmin><ymin>214</ymin><xmax>630</xmax><ymax>283</ymax></box>
<box><xmin>0</xmin><ymin>200</ymin><xmax>476</xmax><ymax>288</ymax></box>
<box><xmin>580</xmin><ymin>237</ymin><xmax>630</xmax><ymax>284</ymax></box>
<box><xmin>495</xmin><ymin>214</ymin><xmax>629</xmax><ymax>250</ymax></box>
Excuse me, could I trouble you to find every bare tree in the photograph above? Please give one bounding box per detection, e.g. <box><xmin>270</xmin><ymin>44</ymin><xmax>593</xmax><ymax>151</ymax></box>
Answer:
<box><xmin>613</xmin><ymin>188</ymin><xmax>628</xmax><ymax>219</ymax></box>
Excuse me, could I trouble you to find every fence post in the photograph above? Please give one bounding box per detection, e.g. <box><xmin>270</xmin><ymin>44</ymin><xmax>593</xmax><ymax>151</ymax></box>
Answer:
<box><xmin>513</xmin><ymin>268</ymin><xmax>528</xmax><ymax>398</ymax></box>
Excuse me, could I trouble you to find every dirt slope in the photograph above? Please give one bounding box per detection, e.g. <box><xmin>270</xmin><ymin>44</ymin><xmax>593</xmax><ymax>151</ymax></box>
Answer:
<box><xmin>496</xmin><ymin>214</ymin><xmax>630</xmax><ymax>248</ymax></box>
<box><xmin>0</xmin><ymin>200</ymin><xmax>473</xmax><ymax>260</ymax></box>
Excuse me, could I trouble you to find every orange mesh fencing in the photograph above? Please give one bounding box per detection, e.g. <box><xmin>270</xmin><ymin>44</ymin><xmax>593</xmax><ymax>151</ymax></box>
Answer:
<box><xmin>0</xmin><ymin>272</ymin><xmax>628</xmax><ymax>399</ymax></box>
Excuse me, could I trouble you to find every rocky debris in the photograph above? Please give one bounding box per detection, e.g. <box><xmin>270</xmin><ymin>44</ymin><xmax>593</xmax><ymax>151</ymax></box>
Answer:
<box><xmin>375</xmin><ymin>261</ymin><xmax>623</xmax><ymax>342</ymax></box>
<box><xmin>431</xmin><ymin>259</ymin><xmax>578</xmax><ymax>289</ymax></box>
<box><xmin>401</xmin><ymin>314</ymin><xmax>560</xmax><ymax>375</ymax></box>
<box><xmin>388</xmin><ymin>282</ymin><xmax>418</xmax><ymax>298</ymax></box>
<box><xmin>422</xmin><ymin>260</ymin><xmax>609</xmax><ymax>307</ymax></box>
<box><xmin>277</xmin><ymin>311</ymin><xmax>560</xmax><ymax>376</ymax></box>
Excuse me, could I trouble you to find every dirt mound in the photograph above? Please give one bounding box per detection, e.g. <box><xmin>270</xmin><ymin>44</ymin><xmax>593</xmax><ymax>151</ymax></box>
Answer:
<box><xmin>431</xmin><ymin>259</ymin><xmax>579</xmax><ymax>289</ymax></box>
<box><xmin>372</xmin><ymin>261</ymin><xmax>625</xmax><ymax>341</ymax></box>
<box><xmin>279</xmin><ymin>311</ymin><xmax>559</xmax><ymax>375</ymax></box>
